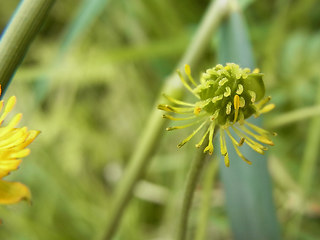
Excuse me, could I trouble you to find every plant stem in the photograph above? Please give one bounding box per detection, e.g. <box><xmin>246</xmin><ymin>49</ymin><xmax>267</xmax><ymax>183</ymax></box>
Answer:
<box><xmin>176</xmin><ymin>143</ymin><xmax>209</xmax><ymax>240</ymax></box>
<box><xmin>195</xmin><ymin>157</ymin><xmax>219</xmax><ymax>240</ymax></box>
<box><xmin>0</xmin><ymin>0</ymin><xmax>55</xmax><ymax>94</ymax></box>
<box><xmin>266</xmin><ymin>104</ymin><xmax>320</xmax><ymax>128</ymax></box>
<box><xmin>103</xmin><ymin>1</ymin><xmax>230</xmax><ymax>239</ymax></box>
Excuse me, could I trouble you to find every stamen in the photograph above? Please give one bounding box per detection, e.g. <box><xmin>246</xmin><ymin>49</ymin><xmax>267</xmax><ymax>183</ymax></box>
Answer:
<box><xmin>233</xmin><ymin>95</ymin><xmax>240</xmax><ymax>123</ymax></box>
<box><xmin>211</xmin><ymin>109</ymin><xmax>220</xmax><ymax>120</ymax></box>
<box><xmin>239</xmin><ymin>97</ymin><xmax>245</xmax><ymax>108</ymax></box>
<box><xmin>226</xmin><ymin>129</ymin><xmax>252</xmax><ymax>164</ymax></box>
<box><xmin>239</xmin><ymin>125</ymin><xmax>274</xmax><ymax>146</ymax></box>
<box><xmin>184</xmin><ymin>64</ymin><xmax>197</xmax><ymax>87</ymax></box>
<box><xmin>216</xmin><ymin>64</ymin><xmax>223</xmax><ymax>69</ymax></box>
<box><xmin>253</xmin><ymin>68</ymin><xmax>260</xmax><ymax>73</ymax></box>
<box><xmin>231</xmin><ymin>141</ymin><xmax>252</xmax><ymax>165</ymax></box>
<box><xmin>204</xmin><ymin>123</ymin><xmax>215</xmax><ymax>155</ymax></box>
<box><xmin>212</xmin><ymin>95</ymin><xmax>223</xmax><ymax>103</ymax></box>
<box><xmin>177</xmin><ymin>70</ymin><xmax>200</xmax><ymax>99</ymax></box>
<box><xmin>220</xmin><ymin>129</ymin><xmax>230</xmax><ymax>167</ymax></box>
<box><xmin>199</xmin><ymin>98</ymin><xmax>212</xmax><ymax>108</ymax></box>
<box><xmin>226</xmin><ymin>102</ymin><xmax>232</xmax><ymax>115</ymax></box>
<box><xmin>244</xmin><ymin>121</ymin><xmax>277</xmax><ymax>136</ymax></box>
<box><xmin>236</xmin><ymin>84</ymin><xmax>243</xmax><ymax>95</ymax></box>
<box><xmin>256</xmin><ymin>96</ymin><xmax>271</xmax><ymax>109</ymax></box>
<box><xmin>162</xmin><ymin>114</ymin><xmax>197</xmax><ymax>121</ymax></box>
<box><xmin>178</xmin><ymin>120</ymin><xmax>208</xmax><ymax>148</ymax></box>
<box><xmin>242</xmin><ymin>69</ymin><xmax>250</xmax><ymax>79</ymax></box>
<box><xmin>158</xmin><ymin>104</ymin><xmax>194</xmax><ymax>114</ymax></box>
<box><xmin>195</xmin><ymin>125</ymin><xmax>210</xmax><ymax>148</ymax></box>
<box><xmin>166</xmin><ymin>119</ymin><xmax>204</xmax><ymax>131</ymax></box>
<box><xmin>202</xmin><ymin>73</ymin><xmax>211</xmax><ymax>79</ymax></box>
<box><xmin>194</xmin><ymin>107</ymin><xmax>201</xmax><ymax>115</ymax></box>
<box><xmin>219</xmin><ymin>78</ymin><xmax>228</xmax><ymax>86</ymax></box>
<box><xmin>163</xmin><ymin>94</ymin><xmax>195</xmax><ymax>107</ymax></box>
<box><xmin>225</xmin><ymin>129</ymin><xmax>240</xmax><ymax>146</ymax></box>
<box><xmin>259</xmin><ymin>104</ymin><xmax>275</xmax><ymax>114</ymax></box>
<box><xmin>231</xmin><ymin>126</ymin><xmax>266</xmax><ymax>154</ymax></box>
<box><xmin>248</xmin><ymin>90</ymin><xmax>256</xmax><ymax>103</ymax></box>
<box><xmin>239</xmin><ymin>138</ymin><xmax>245</xmax><ymax>146</ymax></box>
<box><xmin>224</xmin><ymin>87</ymin><xmax>231</xmax><ymax>97</ymax></box>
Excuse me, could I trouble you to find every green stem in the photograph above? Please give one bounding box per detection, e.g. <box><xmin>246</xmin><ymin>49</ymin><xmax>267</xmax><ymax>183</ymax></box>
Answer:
<box><xmin>0</xmin><ymin>0</ymin><xmax>55</xmax><ymax>93</ymax></box>
<box><xmin>266</xmin><ymin>105</ymin><xmax>320</xmax><ymax>128</ymax></box>
<box><xmin>195</xmin><ymin>157</ymin><xmax>218</xmax><ymax>240</ymax></box>
<box><xmin>177</xmin><ymin>144</ymin><xmax>209</xmax><ymax>240</ymax></box>
<box><xmin>103</xmin><ymin>0</ymin><xmax>230</xmax><ymax>239</ymax></box>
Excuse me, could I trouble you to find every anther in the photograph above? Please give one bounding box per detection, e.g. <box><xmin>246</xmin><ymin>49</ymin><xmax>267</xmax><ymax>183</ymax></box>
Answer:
<box><xmin>219</xmin><ymin>78</ymin><xmax>228</xmax><ymax>86</ymax></box>
<box><xmin>224</xmin><ymin>87</ymin><xmax>231</xmax><ymax>97</ymax></box>
<box><xmin>239</xmin><ymin>97</ymin><xmax>245</xmax><ymax>108</ymax></box>
<box><xmin>248</xmin><ymin>90</ymin><xmax>256</xmax><ymax>103</ymax></box>
<box><xmin>194</xmin><ymin>107</ymin><xmax>201</xmax><ymax>115</ymax></box>
<box><xmin>184</xmin><ymin>64</ymin><xmax>191</xmax><ymax>75</ymax></box>
<box><xmin>233</xmin><ymin>95</ymin><xmax>240</xmax><ymax>123</ymax></box>
<box><xmin>212</xmin><ymin>95</ymin><xmax>223</xmax><ymax>103</ymax></box>
<box><xmin>226</xmin><ymin>102</ymin><xmax>232</xmax><ymax>115</ymax></box>
<box><xmin>211</xmin><ymin>109</ymin><xmax>220</xmax><ymax>120</ymax></box>
<box><xmin>238</xmin><ymin>138</ymin><xmax>245</xmax><ymax>146</ymax></box>
<box><xmin>236</xmin><ymin>84</ymin><xmax>243</xmax><ymax>95</ymax></box>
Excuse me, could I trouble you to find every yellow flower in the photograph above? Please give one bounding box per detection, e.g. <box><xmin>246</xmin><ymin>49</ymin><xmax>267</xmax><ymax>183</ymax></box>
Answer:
<box><xmin>158</xmin><ymin>63</ymin><xmax>275</xmax><ymax>167</ymax></box>
<box><xmin>0</xmin><ymin>94</ymin><xmax>40</xmax><ymax>204</ymax></box>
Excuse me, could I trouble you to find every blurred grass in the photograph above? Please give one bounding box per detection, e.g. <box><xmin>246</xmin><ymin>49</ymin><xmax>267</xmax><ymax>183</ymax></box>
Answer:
<box><xmin>0</xmin><ymin>0</ymin><xmax>320</xmax><ymax>239</ymax></box>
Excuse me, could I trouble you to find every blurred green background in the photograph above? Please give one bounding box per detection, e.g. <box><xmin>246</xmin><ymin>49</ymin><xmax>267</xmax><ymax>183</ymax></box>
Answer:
<box><xmin>0</xmin><ymin>0</ymin><xmax>320</xmax><ymax>239</ymax></box>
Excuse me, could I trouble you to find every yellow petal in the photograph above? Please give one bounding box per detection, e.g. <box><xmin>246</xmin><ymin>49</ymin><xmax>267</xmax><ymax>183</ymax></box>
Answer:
<box><xmin>16</xmin><ymin>130</ymin><xmax>41</xmax><ymax>150</ymax></box>
<box><xmin>0</xmin><ymin>180</ymin><xmax>31</xmax><ymax>204</ymax></box>
<box><xmin>0</xmin><ymin>96</ymin><xmax>16</xmax><ymax>123</ymax></box>
<box><xmin>0</xmin><ymin>113</ymin><xmax>22</xmax><ymax>138</ymax></box>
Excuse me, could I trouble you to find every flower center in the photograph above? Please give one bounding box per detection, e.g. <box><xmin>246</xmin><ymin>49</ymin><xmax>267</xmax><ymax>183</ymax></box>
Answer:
<box><xmin>192</xmin><ymin>63</ymin><xmax>265</xmax><ymax>125</ymax></box>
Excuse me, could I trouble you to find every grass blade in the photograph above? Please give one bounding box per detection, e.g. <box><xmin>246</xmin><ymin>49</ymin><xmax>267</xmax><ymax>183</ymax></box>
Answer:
<box><xmin>217</xmin><ymin>5</ymin><xmax>281</xmax><ymax>240</ymax></box>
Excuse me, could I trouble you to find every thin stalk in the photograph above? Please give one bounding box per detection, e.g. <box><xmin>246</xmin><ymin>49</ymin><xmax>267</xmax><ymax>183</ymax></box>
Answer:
<box><xmin>176</xmin><ymin>142</ymin><xmax>210</xmax><ymax>240</ymax></box>
<box><xmin>266</xmin><ymin>105</ymin><xmax>320</xmax><ymax>128</ymax></box>
<box><xmin>195</xmin><ymin>157</ymin><xmax>219</xmax><ymax>240</ymax></box>
<box><xmin>103</xmin><ymin>0</ymin><xmax>230</xmax><ymax>239</ymax></box>
<box><xmin>0</xmin><ymin>0</ymin><xmax>56</xmax><ymax>93</ymax></box>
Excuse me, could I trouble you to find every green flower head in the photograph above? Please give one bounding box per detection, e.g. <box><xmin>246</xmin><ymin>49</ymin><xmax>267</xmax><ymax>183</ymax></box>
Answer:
<box><xmin>158</xmin><ymin>63</ymin><xmax>275</xmax><ymax>167</ymax></box>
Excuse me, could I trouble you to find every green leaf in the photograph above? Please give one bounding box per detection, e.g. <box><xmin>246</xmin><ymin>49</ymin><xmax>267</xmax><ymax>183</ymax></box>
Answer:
<box><xmin>217</xmin><ymin>8</ymin><xmax>281</xmax><ymax>240</ymax></box>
